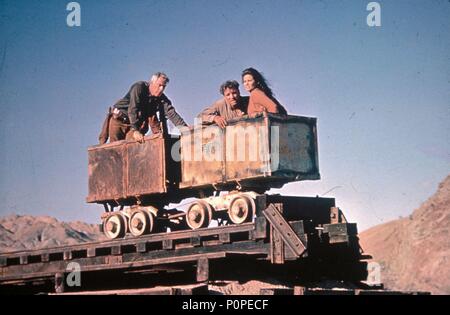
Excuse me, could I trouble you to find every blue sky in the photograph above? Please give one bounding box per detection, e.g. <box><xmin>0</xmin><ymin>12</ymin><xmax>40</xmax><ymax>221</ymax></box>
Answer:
<box><xmin>0</xmin><ymin>0</ymin><xmax>448</xmax><ymax>231</ymax></box>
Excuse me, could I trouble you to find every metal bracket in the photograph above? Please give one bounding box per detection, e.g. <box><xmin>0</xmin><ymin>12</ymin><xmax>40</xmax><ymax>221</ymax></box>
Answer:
<box><xmin>263</xmin><ymin>203</ymin><xmax>306</xmax><ymax>257</ymax></box>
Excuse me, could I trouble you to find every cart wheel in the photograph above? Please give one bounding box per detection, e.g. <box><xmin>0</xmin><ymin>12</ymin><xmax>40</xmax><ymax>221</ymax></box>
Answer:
<box><xmin>129</xmin><ymin>209</ymin><xmax>154</xmax><ymax>237</ymax></box>
<box><xmin>228</xmin><ymin>195</ymin><xmax>254</xmax><ymax>224</ymax></box>
<box><xmin>186</xmin><ymin>201</ymin><xmax>212</xmax><ymax>230</ymax></box>
<box><xmin>103</xmin><ymin>213</ymin><xmax>127</xmax><ymax>239</ymax></box>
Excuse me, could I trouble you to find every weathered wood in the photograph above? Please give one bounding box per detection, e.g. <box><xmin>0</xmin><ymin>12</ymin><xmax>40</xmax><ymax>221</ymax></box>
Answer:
<box><xmin>52</xmin><ymin>284</ymin><xmax>209</xmax><ymax>295</ymax></box>
<box><xmin>173</xmin><ymin>284</ymin><xmax>209</xmax><ymax>295</ymax></box>
<box><xmin>250</xmin><ymin>216</ymin><xmax>267</xmax><ymax>239</ymax></box>
<box><xmin>111</xmin><ymin>246</ymin><xmax>122</xmax><ymax>256</ymax></box>
<box><xmin>20</xmin><ymin>256</ymin><xmax>28</xmax><ymax>265</ymax></box>
<box><xmin>63</xmin><ymin>251</ymin><xmax>72</xmax><ymax>261</ymax></box>
<box><xmin>1</xmin><ymin>196</ymin><xmax>354</xmax><ymax>290</ymax></box>
<box><xmin>86</xmin><ymin>248</ymin><xmax>96</xmax><ymax>258</ymax></box>
<box><xmin>190</xmin><ymin>236</ymin><xmax>201</xmax><ymax>247</ymax></box>
<box><xmin>136</xmin><ymin>242</ymin><xmax>147</xmax><ymax>253</ymax></box>
<box><xmin>54</xmin><ymin>273</ymin><xmax>64</xmax><ymax>294</ymax></box>
<box><xmin>293</xmin><ymin>286</ymin><xmax>305</xmax><ymax>295</ymax></box>
<box><xmin>202</xmin><ymin>240</ymin><xmax>223</xmax><ymax>246</ymax></box>
<box><xmin>219</xmin><ymin>233</ymin><xmax>230</xmax><ymax>243</ymax></box>
<box><xmin>323</xmin><ymin>223</ymin><xmax>357</xmax><ymax>236</ymax></box>
<box><xmin>196</xmin><ymin>258</ymin><xmax>209</xmax><ymax>282</ymax></box>
<box><xmin>260</xmin><ymin>288</ymin><xmax>294</xmax><ymax>295</ymax></box>
<box><xmin>41</xmin><ymin>253</ymin><xmax>50</xmax><ymax>263</ymax></box>
<box><xmin>328</xmin><ymin>235</ymin><xmax>361</xmax><ymax>245</ymax></box>
<box><xmin>330</xmin><ymin>207</ymin><xmax>340</xmax><ymax>224</ymax></box>
<box><xmin>106</xmin><ymin>255</ymin><xmax>123</xmax><ymax>265</ymax></box>
<box><xmin>175</xmin><ymin>243</ymin><xmax>195</xmax><ymax>249</ymax></box>
<box><xmin>0</xmin><ymin>222</ymin><xmax>255</xmax><ymax>266</ymax></box>
<box><xmin>270</xmin><ymin>227</ymin><xmax>284</xmax><ymax>264</ymax></box>
<box><xmin>0</xmin><ymin>240</ymin><xmax>269</xmax><ymax>282</ymax></box>
<box><xmin>270</xmin><ymin>203</ymin><xmax>284</xmax><ymax>264</ymax></box>
<box><xmin>163</xmin><ymin>239</ymin><xmax>173</xmax><ymax>250</ymax></box>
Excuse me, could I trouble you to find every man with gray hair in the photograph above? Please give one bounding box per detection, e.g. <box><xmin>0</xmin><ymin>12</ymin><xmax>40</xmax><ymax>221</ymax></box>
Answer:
<box><xmin>99</xmin><ymin>72</ymin><xmax>188</xmax><ymax>144</ymax></box>
<box><xmin>198</xmin><ymin>80</ymin><xmax>249</xmax><ymax>129</ymax></box>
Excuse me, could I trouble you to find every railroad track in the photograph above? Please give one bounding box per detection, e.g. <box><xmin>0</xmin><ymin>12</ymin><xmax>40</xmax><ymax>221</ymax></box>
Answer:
<box><xmin>1</xmin><ymin>198</ymin><xmax>426</xmax><ymax>295</ymax></box>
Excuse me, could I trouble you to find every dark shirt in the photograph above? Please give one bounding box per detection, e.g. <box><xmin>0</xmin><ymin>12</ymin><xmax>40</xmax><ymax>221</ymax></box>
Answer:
<box><xmin>113</xmin><ymin>81</ymin><xmax>187</xmax><ymax>131</ymax></box>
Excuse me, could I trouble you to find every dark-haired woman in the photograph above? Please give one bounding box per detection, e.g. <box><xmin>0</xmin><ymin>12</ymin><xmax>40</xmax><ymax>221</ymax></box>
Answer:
<box><xmin>242</xmin><ymin>68</ymin><xmax>287</xmax><ymax>117</ymax></box>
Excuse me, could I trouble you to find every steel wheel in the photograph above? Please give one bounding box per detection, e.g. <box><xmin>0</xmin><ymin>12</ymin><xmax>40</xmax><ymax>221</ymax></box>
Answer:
<box><xmin>186</xmin><ymin>201</ymin><xmax>212</xmax><ymax>230</ymax></box>
<box><xmin>103</xmin><ymin>213</ymin><xmax>127</xmax><ymax>239</ymax></box>
<box><xmin>228</xmin><ymin>195</ymin><xmax>254</xmax><ymax>224</ymax></box>
<box><xmin>129</xmin><ymin>209</ymin><xmax>154</xmax><ymax>237</ymax></box>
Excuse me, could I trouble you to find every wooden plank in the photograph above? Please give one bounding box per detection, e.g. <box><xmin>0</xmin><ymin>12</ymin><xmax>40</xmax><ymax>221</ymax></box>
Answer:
<box><xmin>250</xmin><ymin>216</ymin><xmax>267</xmax><ymax>239</ymax></box>
<box><xmin>0</xmin><ymin>240</ymin><xmax>268</xmax><ymax>282</ymax></box>
<box><xmin>175</xmin><ymin>243</ymin><xmax>195</xmax><ymax>249</ymax></box>
<box><xmin>190</xmin><ymin>236</ymin><xmax>201</xmax><ymax>247</ymax></box>
<box><xmin>106</xmin><ymin>255</ymin><xmax>123</xmax><ymax>265</ymax></box>
<box><xmin>329</xmin><ymin>235</ymin><xmax>350</xmax><ymax>244</ymax></box>
<box><xmin>52</xmin><ymin>284</ymin><xmax>209</xmax><ymax>295</ymax></box>
<box><xmin>196</xmin><ymin>258</ymin><xmax>209</xmax><ymax>282</ymax></box>
<box><xmin>111</xmin><ymin>246</ymin><xmax>121</xmax><ymax>256</ymax></box>
<box><xmin>270</xmin><ymin>226</ymin><xmax>284</xmax><ymax>264</ymax></box>
<box><xmin>323</xmin><ymin>223</ymin><xmax>357</xmax><ymax>236</ymax></box>
<box><xmin>0</xmin><ymin>222</ymin><xmax>255</xmax><ymax>261</ymax></box>
<box><xmin>20</xmin><ymin>256</ymin><xmax>28</xmax><ymax>265</ymax></box>
<box><xmin>63</xmin><ymin>251</ymin><xmax>72</xmax><ymax>261</ymax></box>
<box><xmin>41</xmin><ymin>253</ymin><xmax>50</xmax><ymax>263</ymax></box>
<box><xmin>260</xmin><ymin>288</ymin><xmax>294</xmax><ymax>295</ymax></box>
<box><xmin>202</xmin><ymin>240</ymin><xmax>223</xmax><ymax>247</ymax></box>
<box><xmin>136</xmin><ymin>242</ymin><xmax>147</xmax><ymax>253</ymax></box>
<box><xmin>271</xmin><ymin>203</ymin><xmax>284</xmax><ymax>264</ymax></box>
<box><xmin>219</xmin><ymin>233</ymin><xmax>230</xmax><ymax>243</ymax></box>
<box><xmin>293</xmin><ymin>286</ymin><xmax>305</xmax><ymax>295</ymax></box>
<box><xmin>163</xmin><ymin>239</ymin><xmax>173</xmax><ymax>250</ymax></box>
<box><xmin>54</xmin><ymin>273</ymin><xmax>64</xmax><ymax>294</ymax></box>
<box><xmin>87</xmin><ymin>248</ymin><xmax>96</xmax><ymax>258</ymax></box>
<box><xmin>330</xmin><ymin>207</ymin><xmax>339</xmax><ymax>224</ymax></box>
<box><xmin>173</xmin><ymin>284</ymin><xmax>209</xmax><ymax>295</ymax></box>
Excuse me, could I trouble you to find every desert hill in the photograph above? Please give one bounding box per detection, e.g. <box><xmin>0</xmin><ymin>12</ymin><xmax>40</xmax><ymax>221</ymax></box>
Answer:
<box><xmin>0</xmin><ymin>214</ymin><xmax>104</xmax><ymax>253</ymax></box>
<box><xmin>359</xmin><ymin>175</ymin><xmax>450</xmax><ymax>295</ymax></box>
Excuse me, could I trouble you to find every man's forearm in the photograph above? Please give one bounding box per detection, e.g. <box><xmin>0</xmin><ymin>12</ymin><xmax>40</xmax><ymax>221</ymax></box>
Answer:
<box><xmin>165</xmin><ymin>103</ymin><xmax>187</xmax><ymax>127</ymax></box>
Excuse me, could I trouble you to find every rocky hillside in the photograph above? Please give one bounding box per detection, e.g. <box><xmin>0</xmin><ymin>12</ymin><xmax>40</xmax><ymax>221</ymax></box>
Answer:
<box><xmin>359</xmin><ymin>175</ymin><xmax>450</xmax><ymax>295</ymax></box>
<box><xmin>0</xmin><ymin>215</ymin><xmax>104</xmax><ymax>253</ymax></box>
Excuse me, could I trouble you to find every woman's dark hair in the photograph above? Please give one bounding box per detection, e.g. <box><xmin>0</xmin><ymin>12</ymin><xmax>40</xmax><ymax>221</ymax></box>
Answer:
<box><xmin>242</xmin><ymin>67</ymin><xmax>288</xmax><ymax>116</ymax></box>
<box><xmin>241</xmin><ymin>67</ymin><xmax>274</xmax><ymax>98</ymax></box>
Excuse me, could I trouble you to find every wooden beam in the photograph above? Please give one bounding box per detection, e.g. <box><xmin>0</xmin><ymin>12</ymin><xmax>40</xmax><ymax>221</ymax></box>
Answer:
<box><xmin>196</xmin><ymin>258</ymin><xmax>209</xmax><ymax>282</ymax></box>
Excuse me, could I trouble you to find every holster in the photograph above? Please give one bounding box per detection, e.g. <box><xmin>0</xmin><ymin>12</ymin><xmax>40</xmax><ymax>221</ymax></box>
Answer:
<box><xmin>98</xmin><ymin>107</ymin><xmax>112</xmax><ymax>144</ymax></box>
